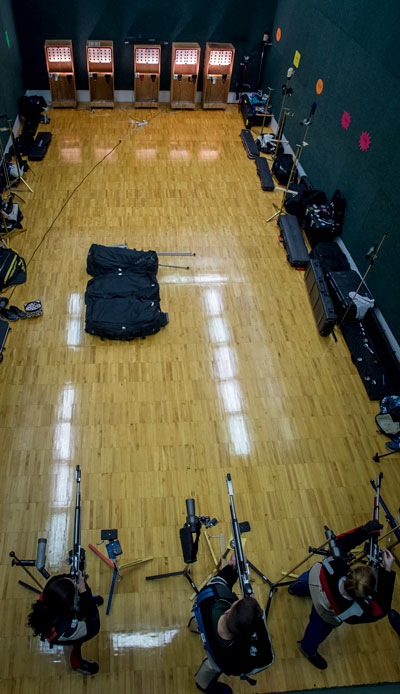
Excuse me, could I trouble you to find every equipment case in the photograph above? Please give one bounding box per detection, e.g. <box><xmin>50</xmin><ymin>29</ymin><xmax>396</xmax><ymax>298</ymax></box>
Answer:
<box><xmin>304</xmin><ymin>259</ymin><xmax>337</xmax><ymax>336</ymax></box>
<box><xmin>326</xmin><ymin>270</ymin><xmax>374</xmax><ymax>322</ymax></box>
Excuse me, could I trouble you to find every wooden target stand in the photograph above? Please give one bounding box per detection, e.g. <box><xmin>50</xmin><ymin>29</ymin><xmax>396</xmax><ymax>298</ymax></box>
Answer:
<box><xmin>44</xmin><ymin>40</ymin><xmax>77</xmax><ymax>107</ymax></box>
<box><xmin>134</xmin><ymin>45</ymin><xmax>161</xmax><ymax>108</ymax></box>
<box><xmin>86</xmin><ymin>41</ymin><xmax>115</xmax><ymax>108</ymax></box>
<box><xmin>202</xmin><ymin>43</ymin><xmax>235</xmax><ymax>110</ymax></box>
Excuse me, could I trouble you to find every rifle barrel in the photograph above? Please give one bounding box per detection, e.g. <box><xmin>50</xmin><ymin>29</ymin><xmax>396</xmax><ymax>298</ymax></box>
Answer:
<box><xmin>226</xmin><ymin>474</ymin><xmax>253</xmax><ymax>597</ymax></box>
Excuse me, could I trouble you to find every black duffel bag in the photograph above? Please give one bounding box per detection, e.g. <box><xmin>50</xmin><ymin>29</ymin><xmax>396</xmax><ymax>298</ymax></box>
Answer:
<box><xmin>85</xmin><ymin>295</ymin><xmax>168</xmax><ymax>340</ymax></box>
<box><xmin>272</xmin><ymin>152</ymin><xmax>295</xmax><ymax>185</ymax></box>
<box><xmin>85</xmin><ymin>271</ymin><xmax>160</xmax><ymax>302</ymax></box>
<box><xmin>87</xmin><ymin>244</ymin><xmax>159</xmax><ymax>277</ymax></box>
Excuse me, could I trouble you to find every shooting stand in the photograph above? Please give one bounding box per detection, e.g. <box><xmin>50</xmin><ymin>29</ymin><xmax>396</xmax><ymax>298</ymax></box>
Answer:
<box><xmin>251</xmin><ymin>539</ymin><xmax>332</xmax><ymax>620</ymax></box>
<box><xmin>266</xmin><ymin>110</ymin><xmax>313</xmax><ymax>225</ymax></box>
<box><xmin>89</xmin><ymin>530</ymin><xmax>152</xmax><ymax>615</ymax></box>
<box><xmin>145</xmin><ymin>522</ymin><xmax>217</xmax><ymax>596</ymax></box>
<box><xmin>9</xmin><ymin>539</ymin><xmax>50</xmax><ymax>594</ymax></box>
<box><xmin>0</xmin><ymin>118</ymin><xmax>33</xmax><ymax>194</ymax></box>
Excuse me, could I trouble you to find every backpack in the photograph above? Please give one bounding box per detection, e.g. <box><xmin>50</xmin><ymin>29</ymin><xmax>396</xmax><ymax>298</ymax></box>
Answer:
<box><xmin>376</xmin><ymin>396</ymin><xmax>400</xmax><ymax>442</ymax></box>
<box><xmin>192</xmin><ymin>577</ymin><xmax>274</xmax><ymax>682</ymax></box>
<box><xmin>0</xmin><ymin>247</ymin><xmax>27</xmax><ymax>291</ymax></box>
<box><xmin>285</xmin><ymin>189</ymin><xmax>327</xmax><ymax>224</ymax></box>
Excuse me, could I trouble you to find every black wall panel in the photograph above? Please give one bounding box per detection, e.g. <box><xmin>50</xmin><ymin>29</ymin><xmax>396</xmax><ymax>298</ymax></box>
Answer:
<box><xmin>264</xmin><ymin>0</ymin><xmax>400</xmax><ymax>344</ymax></box>
<box><xmin>0</xmin><ymin>0</ymin><xmax>24</xmax><ymax>148</ymax></box>
<box><xmin>11</xmin><ymin>0</ymin><xmax>277</xmax><ymax>92</ymax></box>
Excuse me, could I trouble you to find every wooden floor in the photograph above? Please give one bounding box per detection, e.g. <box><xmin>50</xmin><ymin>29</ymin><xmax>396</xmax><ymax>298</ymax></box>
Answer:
<box><xmin>0</xmin><ymin>103</ymin><xmax>399</xmax><ymax>693</ymax></box>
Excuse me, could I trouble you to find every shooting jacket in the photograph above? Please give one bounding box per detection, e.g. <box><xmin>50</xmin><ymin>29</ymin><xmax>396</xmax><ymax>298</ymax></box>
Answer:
<box><xmin>45</xmin><ymin>585</ymin><xmax>100</xmax><ymax>646</ymax></box>
<box><xmin>192</xmin><ymin>565</ymin><xmax>274</xmax><ymax>677</ymax></box>
<box><xmin>309</xmin><ymin>526</ymin><xmax>396</xmax><ymax>626</ymax></box>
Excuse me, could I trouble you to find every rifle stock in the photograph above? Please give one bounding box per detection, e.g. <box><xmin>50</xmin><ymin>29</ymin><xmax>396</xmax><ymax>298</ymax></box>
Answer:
<box><xmin>226</xmin><ymin>474</ymin><xmax>253</xmax><ymax>598</ymax></box>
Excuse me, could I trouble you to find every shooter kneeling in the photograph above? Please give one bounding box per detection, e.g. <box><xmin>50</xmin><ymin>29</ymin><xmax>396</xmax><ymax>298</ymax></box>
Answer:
<box><xmin>27</xmin><ymin>571</ymin><xmax>102</xmax><ymax>675</ymax></box>
<box><xmin>190</xmin><ymin>554</ymin><xmax>274</xmax><ymax>694</ymax></box>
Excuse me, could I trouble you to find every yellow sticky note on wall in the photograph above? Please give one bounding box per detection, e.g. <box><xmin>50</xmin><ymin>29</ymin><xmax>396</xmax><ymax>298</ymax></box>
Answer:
<box><xmin>293</xmin><ymin>50</ymin><xmax>301</xmax><ymax>68</ymax></box>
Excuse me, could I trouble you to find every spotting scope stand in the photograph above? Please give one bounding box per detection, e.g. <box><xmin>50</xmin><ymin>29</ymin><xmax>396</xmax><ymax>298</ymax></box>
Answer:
<box><xmin>10</xmin><ymin>538</ymin><xmax>51</xmax><ymax>594</ymax></box>
<box><xmin>259</xmin><ymin>528</ymin><xmax>341</xmax><ymax>620</ymax></box>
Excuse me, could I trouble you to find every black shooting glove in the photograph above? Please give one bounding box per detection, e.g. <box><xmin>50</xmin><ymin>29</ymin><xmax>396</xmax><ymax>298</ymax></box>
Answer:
<box><xmin>363</xmin><ymin>520</ymin><xmax>383</xmax><ymax>535</ymax></box>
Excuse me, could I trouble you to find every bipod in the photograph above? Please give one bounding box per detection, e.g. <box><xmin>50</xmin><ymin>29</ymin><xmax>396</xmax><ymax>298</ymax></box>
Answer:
<box><xmin>89</xmin><ymin>529</ymin><xmax>153</xmax><ymax>615</ymax></box>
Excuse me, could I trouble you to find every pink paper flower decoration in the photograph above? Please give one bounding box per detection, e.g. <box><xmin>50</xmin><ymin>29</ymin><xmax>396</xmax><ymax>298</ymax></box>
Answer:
<box><xmin>341</xmin><ymin>111</ymin><xmax>351</xmax><ymax>129</ymax></box>
<box><xmin>359</xmin><ymin>131</ymin><xmax>371</xmax><ymax>151</ymax></box>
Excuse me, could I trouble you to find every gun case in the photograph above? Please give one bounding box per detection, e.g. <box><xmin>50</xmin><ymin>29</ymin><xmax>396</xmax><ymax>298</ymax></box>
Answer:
<box><xmin>240</xmin><ymin>129</ymin><xmax>259</xmax><ymax>159</ymax></box>
<box><xmin>278</xmin><ymin>214</ymin><xmax>309</xmax><ymax>269</ymax></box>
<box><xmin>304</xmin><ymin>259</ymin><xmax>337</xmax><ymax>336</ymax></box>
<box><xmin>255</xmin><ymin>157</ymin><xmax>274</xmax><ymax>191</ymax></box>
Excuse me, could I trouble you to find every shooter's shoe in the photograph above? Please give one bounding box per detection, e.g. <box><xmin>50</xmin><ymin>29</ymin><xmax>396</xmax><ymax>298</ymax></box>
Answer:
<box><xmin>386</xmin><ymin>441</ymin><xmax>400</xmax><ymax>452</ymax></box>
<box><xmin>388</xmin><ymin>609</ymin><xmax>400</xmax><ymax>636</ymax></box>
<box><xmin>188</xmin><ymin>615</ymin><xmax>200</xmax><ymax>633</ymax></box>
<box><xmin>196</xmin><ymin>683</ymin><xmax>232</xmax><ymax>694</ymax></box>
<box><xmin>93</xmin><ymin>594</ymin><xmax>104</xmax><ymax>607</ymax></box>
<box><xmin>298</xmin><ymin>642</ymin><xmax>327</xmax><ymax>670</ymax></box>
<box><xmin>74</xmin><ymin>659</ymin><xmax>99</xmax><ymax>675</ymax></box>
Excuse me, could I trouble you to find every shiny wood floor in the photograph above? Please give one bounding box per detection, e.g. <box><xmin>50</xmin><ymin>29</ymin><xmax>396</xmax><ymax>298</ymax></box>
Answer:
<box><xmin>0</xmin><ymin>104</ymin><xmax>399</xmax><ymax>693</ymax></box>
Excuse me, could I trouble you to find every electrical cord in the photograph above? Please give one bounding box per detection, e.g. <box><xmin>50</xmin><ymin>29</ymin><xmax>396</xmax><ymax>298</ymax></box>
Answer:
<box><xmin>2</xmin><ymin>107</ymin><xmax>182</xmax><ymax>303</ymax></box>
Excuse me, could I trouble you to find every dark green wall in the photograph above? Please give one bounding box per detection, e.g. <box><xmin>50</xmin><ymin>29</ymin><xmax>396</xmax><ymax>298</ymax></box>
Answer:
<box><xmin>11</xmin><ymin>0</ymin><xmax>277</xmax><ymax>92</ymax></box>
<box><xmin>264</xmin><ymin>0</ymin><xmax>400</xmax><ymax>344</ymax></box>
<box><xmin>0</xmin><ymin>0</ymin><xmax>24</xmax><ymax>148</ymax></box>
<box><xmin>5</xmin><ymin>0</ymin><xmax>400</xmax><ymax>344</ymax></box>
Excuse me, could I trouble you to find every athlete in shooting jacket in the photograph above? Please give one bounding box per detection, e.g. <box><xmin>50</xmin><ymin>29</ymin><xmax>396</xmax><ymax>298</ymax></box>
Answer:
<box><xmin>289</xmin><ymin>521</ymin><xmax>396</xmax><ymax>670</ymax></box>
<box><xmin>27</xmin><ymin>571</ymin><xmax>102</xmax><ymax>675</ymax></box>
<box><xmin>190</xmin><ymin>554</ymin><xmax>274</xmax><ymax>694</ymax></box>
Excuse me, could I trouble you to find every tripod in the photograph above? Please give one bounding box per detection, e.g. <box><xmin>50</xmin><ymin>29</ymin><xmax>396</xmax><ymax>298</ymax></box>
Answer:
<box><xmin>0</xmin><ymin>117</ymin><xmax>33</xmax><ymax>194</ymax></box>
<box><xmin>146</xmin><ymin>500</ymin><xmax>220</xmax><ymax>596</ymax></box>
<box><xmin>266</xmin><ymin>103</ymin><xmax>316</xmax><ymax>224</ymax></box>
<box><xmin>236</xmin><ymin>56</ymin><xmax>250</xmax><ymax>108</ymax></box>
<box><xmin>89</xmin><ymin>529</ymin><xmax>153</xmax><ymax>614</ymax></box>
<box><xmin>258</xmin><ymin>87</ymin><xmax>274</xmax><ymax>138</ymax></box>
<box><xmin>273</xmin><ymin>67</ymin><xmax>295</xmax><ymax>154</ymax></box>
<box><xmin>256</xmin><ymin>35</ymin><xmax>272</xmax><ymax>92</ymax></box>
<box><xmin>252</xmin><ymin>538</ymin><xmax>331</xmax><ymax>620</ymax></box>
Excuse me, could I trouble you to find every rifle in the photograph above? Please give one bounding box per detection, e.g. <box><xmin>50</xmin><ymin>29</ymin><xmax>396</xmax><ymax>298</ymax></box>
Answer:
<box><xmin>67</xmin><ymin>466</ymin><xmax>87</xmax><ymax>591</ymax></box>
<box><xmin>226</xmin><ymin>473</ymin><xmax>253</xmax><ymax>598</ymax></box>
<box><xmin>367</xmin><ymin>472</ymin><xmax>383</xmax><ymax>568</ymax></box>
